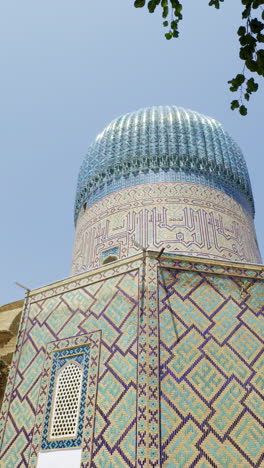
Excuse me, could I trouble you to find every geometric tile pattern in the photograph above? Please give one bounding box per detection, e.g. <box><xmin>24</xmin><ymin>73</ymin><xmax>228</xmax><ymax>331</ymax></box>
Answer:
<box><xmin>159</xmin><ymin>265</ymin><xmax>264</xmax><ymax>467</ymax></box>
<box><xmin>74</xmin><ymin>106</ymin><xmax>254</xmax><ymax>224</ymax></box>
<box><xmin>72</xmin><ymin>182</ymin><xmax>261</xmax><ymax>275</ymax></box>
<box><xmin>136</xmin><ymin>255</ymin><xmax>161</xmax><ymax>467</ymax></box>
<box><xmin>0</xmin><ymin>269</ymin><xmax>139</xmax><ymax>467</ymax></box>
<box><xmin>0</xmin><ymin>253</ymin><xmax>263</xmax><ymax>468</ymax></box>
<box><xmin>28</xmin><ymin>334</ymin><xmax>97</xmax><ymax>467</ymax></box>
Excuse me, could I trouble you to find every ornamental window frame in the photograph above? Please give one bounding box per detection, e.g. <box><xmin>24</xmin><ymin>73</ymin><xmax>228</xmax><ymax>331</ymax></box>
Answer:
<box><xmin>28</xmin><ymin>331</ymin><xmax>101</xmax><ymax>467</ymax></box>
<box><xmin>101</xmin><ymin>247</ymin><xmax>119</xmax><ymax>265</ymax></box>
<box><xmin>41</xmin><ymin>344</ymin><xmax>90</xmax><ymax>451</ymax></box>
<box><xmin>48</xmin><ymin>359</ymin><xmax>84</xmax><ymax>441</ymax></box>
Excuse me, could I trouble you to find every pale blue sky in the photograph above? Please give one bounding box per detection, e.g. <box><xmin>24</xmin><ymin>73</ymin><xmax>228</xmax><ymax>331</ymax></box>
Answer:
<box><xmin>1</xmin><ymin>1</ymin><xmax>263</xmax><ymax>304</ymax></box>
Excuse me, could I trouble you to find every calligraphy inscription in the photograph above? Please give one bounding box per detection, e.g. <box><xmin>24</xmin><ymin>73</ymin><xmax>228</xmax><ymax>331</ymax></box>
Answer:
<box><xmin>71</xmin><ymin>183</ymin><xmax>261</xmax><ymax>274</ymax></box>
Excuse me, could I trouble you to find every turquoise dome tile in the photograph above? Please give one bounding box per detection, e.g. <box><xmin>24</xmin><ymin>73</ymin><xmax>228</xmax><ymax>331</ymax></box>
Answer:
<box><xmin>74</xmin><ymin>106</ymin><xmax>254</xmax><ymax>224</ymax></box>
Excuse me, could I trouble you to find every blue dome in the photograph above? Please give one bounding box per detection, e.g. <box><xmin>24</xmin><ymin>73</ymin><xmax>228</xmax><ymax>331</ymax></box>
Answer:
<box><xmin>74</xmin><ymin>106</ymin><xmax>254</xmax><ymax>224</ymax></box>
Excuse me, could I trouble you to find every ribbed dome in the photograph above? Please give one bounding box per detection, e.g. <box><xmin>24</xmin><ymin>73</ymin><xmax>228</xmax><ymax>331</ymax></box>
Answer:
<box><xmin>74</xmin><ymin>106</ymin><xmax>254</xmax><ymax>224</ymax></box>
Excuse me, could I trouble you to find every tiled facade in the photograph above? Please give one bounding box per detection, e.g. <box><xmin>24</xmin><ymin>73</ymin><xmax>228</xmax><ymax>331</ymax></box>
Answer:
<box><xmin>0</xmin><ymin>300</ymin><xmax>24</xmax><ymax>411</ymax></box>
<box><xmin>1</xmin><ymin>254</ymin><xmax>263</xmax><ymax>467</ymax></box>
<box><xmin>1</xmin><ymin>105</ymin><xmax>263</xmax><ymax>467</ymax></box>
<box><xmin>71</xmin><ymin>182</ymin><xmax>261</xmax><ymax>275</ymax></box>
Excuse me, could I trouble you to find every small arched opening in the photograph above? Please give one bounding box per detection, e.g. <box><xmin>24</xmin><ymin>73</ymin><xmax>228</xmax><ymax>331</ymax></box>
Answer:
<box><xmin>102</xmin><ymin>255</ymin><xmax>118</xmax><ymax>265</ymax></box>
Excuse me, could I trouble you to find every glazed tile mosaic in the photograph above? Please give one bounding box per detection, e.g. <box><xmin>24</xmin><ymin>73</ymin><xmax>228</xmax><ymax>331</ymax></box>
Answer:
<box><xmin>158</xmin><ymin>258</ymin><xmax>264</xmax><ymax>467</ymax></box>
<box><xmin>74</xmin><ymin>106</ymin><xmax>254</xmax><ymax>224</ymax></box>
<box><xmin>0</xmin><ymin>254</ymin><xmax>263</xmax><ymax>467</ymax></box>
<box><xmin>71</xmin><ymin>182</ymin><xmax>261</xmax><ymax>275</ymax></box>
<box><xmin>0</xmin><ymin>267</ymin><xmax>139</xmax><ymax>467</ymax></box>
<box><xmin>101</xmin><ymin>247</ymin><xmax>119</xmax><ymax>262</ymax></box>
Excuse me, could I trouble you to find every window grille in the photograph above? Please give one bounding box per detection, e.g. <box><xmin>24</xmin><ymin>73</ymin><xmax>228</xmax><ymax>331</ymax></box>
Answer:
<box><xmin>40</xmin><ymin>344</ymin><xmax>90</xmax><ymax>451</ymax></box>
<box><xmin>50</xmin><ymin>361</ymin><xmax>83</xmax><ymax>439</ymax></box>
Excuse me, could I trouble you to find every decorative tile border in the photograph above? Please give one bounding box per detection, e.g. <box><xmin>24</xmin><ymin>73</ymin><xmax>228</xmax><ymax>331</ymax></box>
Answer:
<box><xmin>137</xmin><ymin>255</ymin><xmax>160</xmax><ymax>467</ymax></box>
<box><xmin>29</xmin><ymin>256</ymin><xmax>142</xmax><ymax>303</ymax></box>
<box><xmin>0</xmin><ymin>293</ymin><xmax>31</xmax><ymax>448</ymax></box>
<box><xmin>155</xmin><ymin>252</ymin><xmax>264</xmax><ymax>280</ymax></box>
<box><xmin>41</xmin><ymin>344</ymin><xmax>90</xmax><ymax>450</ymax></box>
<box><xmin>28</xmin><ymin>253</ymin><xmax>264</xmax><ymax>305</ymax></box>
<box><xmin>28</xmin><ymin>331</ymin><xmax>101</xmax><ymax>468</ymax></box>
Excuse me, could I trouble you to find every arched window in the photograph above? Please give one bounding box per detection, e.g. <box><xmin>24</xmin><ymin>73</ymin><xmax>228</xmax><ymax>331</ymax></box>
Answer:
<box><xmin>50</xmin><ymin>361</ymin><xmax>83</xmax><ymax>440</ymax></box>
<box><xmin>102</xmin><ymin>255</ymin><xmax>118</xmax><ymax>265</ymax></box>
<box><xmin>40</xmin><ymin>344</ymin><xmax>90</xmax><ymax>451</ymax></box>
<box><xmin>101</xmin><ymin>247</ymin><xmax>119</xmax><ymax>265</ymax></box>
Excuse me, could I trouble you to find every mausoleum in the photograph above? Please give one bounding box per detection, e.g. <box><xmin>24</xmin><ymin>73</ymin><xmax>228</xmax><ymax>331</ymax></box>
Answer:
<box><xmin>0</xmin><ymin>106</ymin><xmax>263</xmax><ymax>467</ymax></box>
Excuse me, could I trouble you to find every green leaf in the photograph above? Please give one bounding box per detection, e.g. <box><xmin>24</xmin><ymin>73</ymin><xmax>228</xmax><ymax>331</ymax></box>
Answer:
<box><xmin>236</xmin><ymin>73</ymin><xmax>246</xmax><ymax>85</ymax></box>
<box><xmin>162</xmin><ymin>6</ymin><xmax>169</xmax><ymax>17</ymax></box>
<box><xmin>163</xmin><ymin>20</ymin><xmax>169</xmax><ymax>27</ymax></box>
<box><xmin>209</xmin><ymin>0</ymin><xmax>220</xmax><ymax>9</ymax></box>
<box><xmin>239</xmin><ymin>33</ymin><xmax>257</xmax><ymax>48</ymax></box>
<box><xmin>245</xmin><ymin>59</ymin><xmax>258</xmax><ymax>72</ymax></box>
<box><xmin>257</xmin><ymin>48</ymin><xmax>264</xmax><ymax>58</ymax></box>
<box><xmin>174</xmin><ymin>9</ymin><xmax>182</xmax><ymax>20</ymax></box>
<box><xmin>165</xmin><ymin>31</ymin><xmax>173</xmax><ymax>40</ymax></box>
<box><xmin>250</xmin><ymin>18</ymin><xmax>264</xmax><ymax>34</ymax></box>
<box><xmin>237</xmin><ymin>26</ymin><xmax>246</xmax><ymax>36</ymax></box>
<box><xmin>228</xmin><ymin>73</ymin><xmax>245</xmax><ymax>92</ymax></box>
<box><xmin>175</xmin><ymin>3</ymin><xmax>182</xmax><ymax>13</ymax></box>
<box><xmin>242</xmin><ymin>5</ymin><xmax>251</xmax><ymax>19</ymax></box>
<box><xmin>244</xmin><ymin>93</ymin><xmax>250</xmax><ymax>101</ymax></box>
<box><xmin>134</xmin><ymin>0</ymin><xmax>146</xmax><ymax>7</ymax></box>
<box><xmin>231</xmin><ymin>99</ymin><xmax>239</xmax><ymax>110</ymax></box>
<box><xmin>240</xmin><ymin>46</ymin><xmax>254</xmax><ymax>61</ymax></box>
<box><xmin>239</xmin><ymin>105</ymin><xmax>248</xmax><ymax>116</ymax></box>
<box><xmin>247</xmin><ymin>77</ymin><xmax>259</xmax><ymax>92</ymax></box>
<box><xmin>228</xmin><ymin>78</ymin><xmax>238</xmax><ymax>92</ymax></box>
<box><xmin>256</xmin><ymin>49</ymin><xmax>264</xmax><ymax>74</ymax></box>
<box><xmin>253</xmin><ymin>0</ymin><xmax>264</xmax><ymax>8</ymax></box>
<box><xmin>257</xmin><ymin>33</ymin><xmax>264</xmax><ymax>42</ymax></box>
<box><xmin>148</xmin><ymin>0</ymin><xmax>156</xmax><ymax>13</ymax></box>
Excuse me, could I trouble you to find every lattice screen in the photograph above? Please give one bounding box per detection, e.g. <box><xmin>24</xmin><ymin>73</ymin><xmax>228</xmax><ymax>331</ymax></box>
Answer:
<box><xmin>50</xmin><ymin>362</ymin><xmax>83</xmax><ymax>439</ymax></box>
